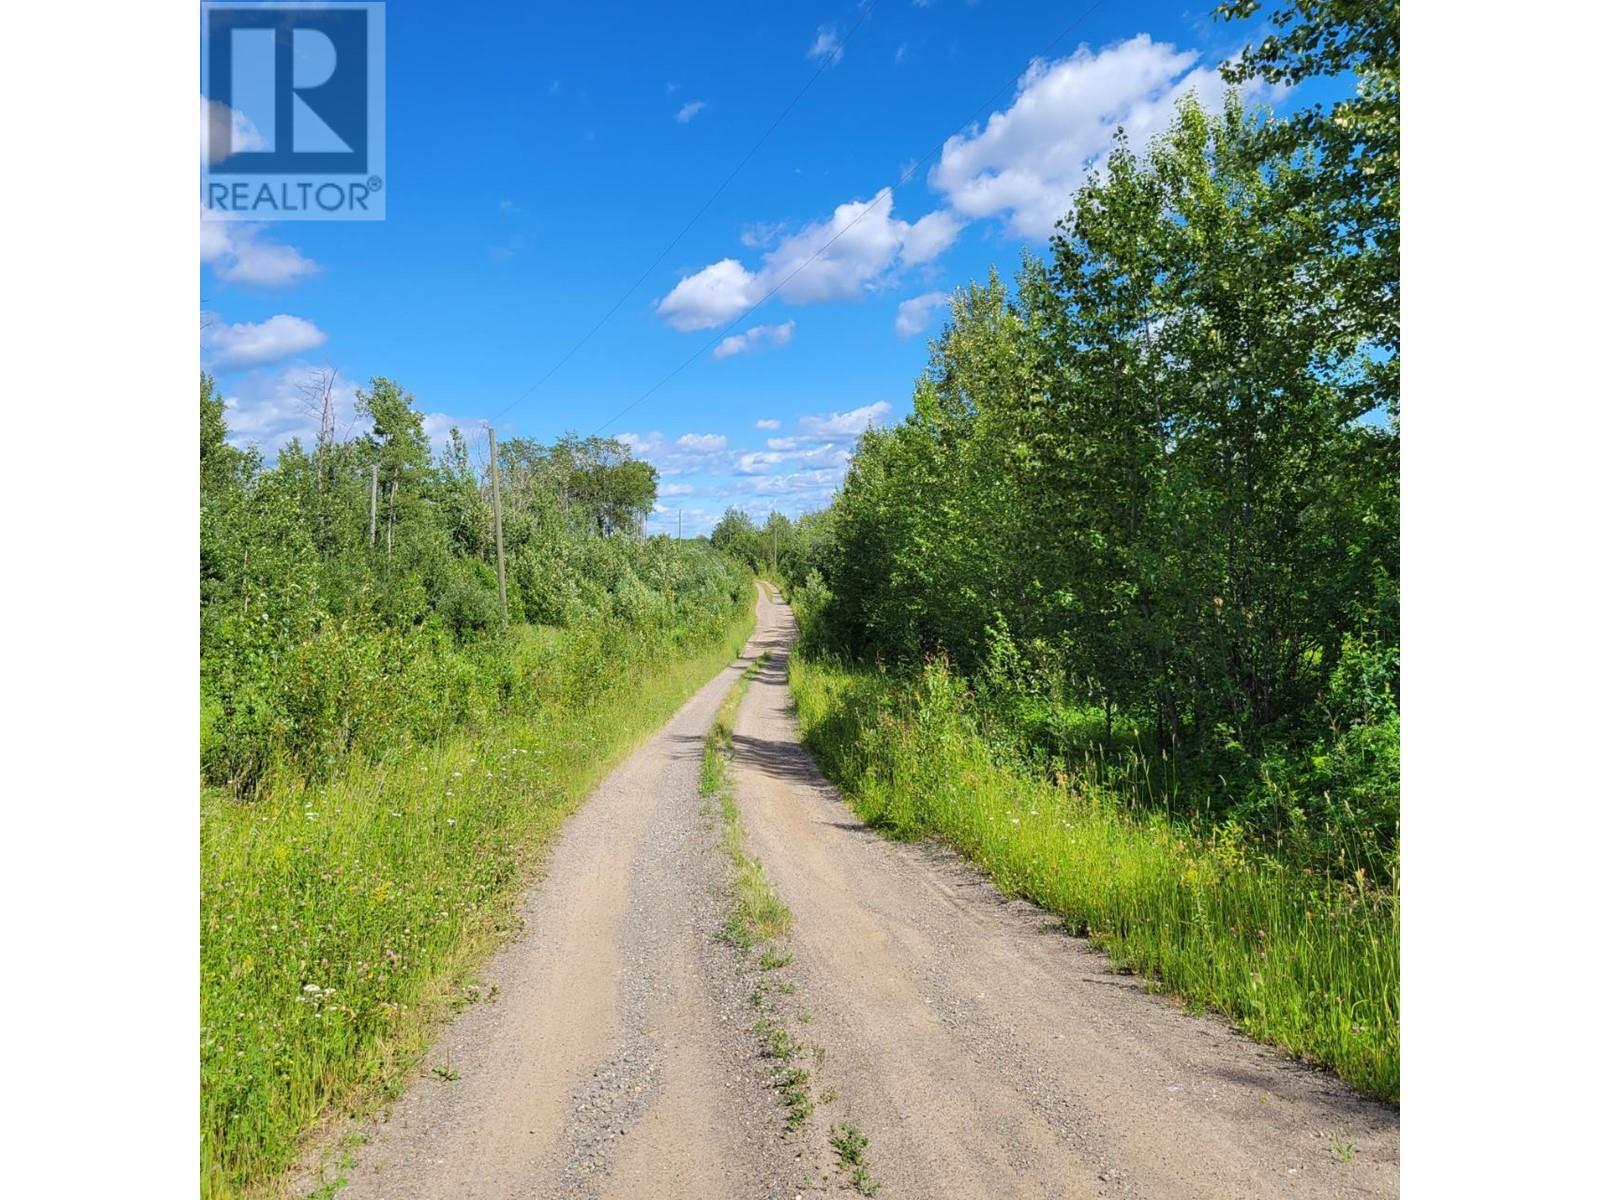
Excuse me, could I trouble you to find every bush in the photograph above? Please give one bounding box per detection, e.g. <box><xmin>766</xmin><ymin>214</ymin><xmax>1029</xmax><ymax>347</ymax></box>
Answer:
<box><xmin>435</xmin><ymin>557</ymin><xmax>505</xmax><ymax>638</ymax></box>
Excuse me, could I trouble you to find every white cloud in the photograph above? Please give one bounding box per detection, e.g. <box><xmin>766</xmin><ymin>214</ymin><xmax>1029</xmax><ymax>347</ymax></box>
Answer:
<box><xmin>657</xmin><ymin>189</ymin><xmax>963</xmax><ymax>330</ymax></box>
<box><xmin>736</xmin><ymin>450</ymin><xmax>785</xmax><ymax>474</ymax></box>
<box><xmin>740</xmin><ymin>221</ymin><xmax>787</xmax><ymax>249</ymax></box>
<box><xmin>798</xmin><ymin>401</ymin><xmax>890</xmax><ymax>439</ymax></box>
<box><xmin>676</xmin><ymin>432</ymin><xmax>728</xmax><ymax>451</ymax></box>
<box><xmin>203</xmin><ymin>313</ymin><xmax>328</xmax><ymax>368</ymax></box>
<box><xmin>618</xmin><ymin>430</ymin><xmax>738</xmax><ymax>477</ymax></box>
<box><xmin>624</xmin><ymin>400</ymin><xmax>896</xmax><ymax>535</ymax></box>
<box><xmin>200</xmin><ymin>96</ymin><xmax>264</xmax><ymax>166</ymax></box>
<box><xmin>895</xmin><ymin>291</ymin><xmax>950</xmax><ymax>338</ymax></box>
<box><xmin>220</xmin><ymin>365</ymin><xmax>358</xmax><ymax>456</ymax></box>
<box><xmin>900</xmin><ymin>209</ymin><xmax>962</xmax><ymax>266</ymax></box>
<box><xmin>736</xmin><ymin>441</ymin><xmax>854</xmax><ymax>476</ymax></box>
<box><xmin>930</xmin><ymin>35</ymin><xmax>1258</xmax><ymax>240</ymax></box>
<box><xmin>713</xmin><ymin>321</ymin><xmax>795</xmax><ymax>360</ymax></box>
<box><xmin>653</xmin><ymin>36</ymin><xmax>1264</xmax><ymax>335</ymax></box>
<box><xmin>807</xmin><ymin>26</ymin><xmax>843</xmax><ymax>67</ymax></box>
<box><xmin>758</xmin><ymin>192</ymin><xmax>956</xmax><ymax>304</ymax></box>
<box><xmin>201</xmin><ymin>220</ymin><xmax>321</xmax><ymax>287</ymax></box>
<box><xmin>656</xmin><ymin>258</ymin><xmax>762</xmax><ymax>331</ymax></box>
<box><xmin>676</xmin><ymin>100</ymin><xmax>707</xmax><ymax>123</ymax></box>
<box><xmin>220</xmin><ymin>365</ymin><xmax>472</xmax><ymax>459</ymax></box>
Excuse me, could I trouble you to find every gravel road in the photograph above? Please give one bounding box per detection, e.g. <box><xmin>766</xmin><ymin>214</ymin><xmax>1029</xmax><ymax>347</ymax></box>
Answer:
<box><xmin>323</xmin><ymin>585</ymin><xmax>1398</xmax><ymax>1198</ymax></box>
<box><xmin>327</xmin><ymin>625</ymin><xmax>806</xmax><ymax>1200</ymax></box>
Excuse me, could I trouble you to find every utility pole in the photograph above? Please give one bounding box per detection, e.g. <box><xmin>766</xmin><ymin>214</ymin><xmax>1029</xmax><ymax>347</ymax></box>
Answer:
<box><xmin>678</xmin><ymin>509</ymin><xmax>682</xmax><ymax>540</ymax></box>
<box><xmin>487</xmin><ymin>425</ymin><xmax>508</xmax><ymax>623</ymax></box>
<box><xmin>368</xmin><ymin>461</ymin><xmax>379</xmax><ymax>547</ymax></box>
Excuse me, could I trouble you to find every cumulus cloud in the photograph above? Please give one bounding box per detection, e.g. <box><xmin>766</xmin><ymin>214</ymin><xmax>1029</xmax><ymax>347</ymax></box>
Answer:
<box><xmin>201</xmin><ymin>96</ymin><xmax>264</xmax><ymax>166</ymax></box>
<box><xmin>618</xmin><ymin>430</ymin><xmax>738</xmax><ymax>477</ymax></box>
<box><xmin>894</xmin><ymin>291</ymin><xmax>950</xmax><ymax>338</ymax></box>
<box><xmin>203</xmin><ymin>313</ymin><xmax>328</xmax><ymax>368</ymax></box>
<box><xmin>653</xmin><ymin>37</ymin><xmax>1263</xmax><ymax>336</ymax></box>
<box><xmin>657</xmin><ymin>189</ymin><xmax>962</xmax><ymax>330</ymax></box>
<box><xmin>676</xmin><ymin>432</ymin><xmax>728</xmax><ymax>451</ymax></box>
<box><xmin>761</xmin><ymin>192</ymin><xmax>959</xmax><ymax>304</ymax></box>
<box><xmin>201</xmin><ymin>220</ymin><xmax>321</xmax><ymax>287</ymax></box>
<box><xmin>807</xmin><ymin>26</ymin><xmax>843</xmax><ymax>67</ymax></box>
<box><xmin>713</xmin><ymin>321</ymin><xmax>795</xmax><ymax>360</ymax></box>
<box><xmin>655</xmin><ymin>258</ymin><xmax>762</xmax><ymax>331</ymax></box>
<box><xmin>676</xmin><ymin>99</ymin><xmax>707</xmax><ymax>123</ymax></box>
<box><xmin>622</xmin><ymin>400</ymin><xmax>895</xmax><ymax>536</ymax></box>
<box><xmin>930</xmin><ymin>35</ymin><xmax>1260</xmax><ymax>239</ymax></box>
<box><xmin>220</xmin><ymin>365</ymin><xmax>358</xmax><ymax>456</ymax></box>
<box><xmin>798</xmin><ymin>401</ymin><xmax>890</xmax><ymax>439</ymax></box>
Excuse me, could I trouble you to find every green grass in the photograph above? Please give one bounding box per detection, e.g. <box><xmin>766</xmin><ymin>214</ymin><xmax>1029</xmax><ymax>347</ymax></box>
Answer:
<box><xmin>829</xmin><ymin>1123</ymin><xmax>880</xmax><ymax>1194</ymax></box>
<box><xmin>789</xmin><ymin>652</ymin><xmax>1399</xmax><ymax>1103</ymax></box>
<box><xmin>702</xmin><ymin>652</ymin><xmax>790</xmax><ymax>951</ymax></box>
<box><xmin>201</xmin><ymin>590</ymin><xmax>756</xmax><ymax>1198</ymax></box>
<box><xmin>701</xmin><ymin>647</ymin><xmax>825</xmax><ymax>1139</ymax></box>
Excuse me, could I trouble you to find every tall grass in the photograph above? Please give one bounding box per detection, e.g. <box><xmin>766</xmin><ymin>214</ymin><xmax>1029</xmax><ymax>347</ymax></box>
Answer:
<box><xmin>789</xmin><ymin>652</ymin><xmax>1398</xmax><ymax>1102</ymax></box>
<box><xmin>201</xmin><ymin>592</ymin><xmax>755</xmax><ymax>1197</ymax></box>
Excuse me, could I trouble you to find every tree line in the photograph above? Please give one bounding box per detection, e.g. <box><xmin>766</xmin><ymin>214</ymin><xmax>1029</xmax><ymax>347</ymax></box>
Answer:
<box><xmin>785</xmin><ymin>1</ymin><xmax>1399</xmax><ymax>875</ymax></box>
<box><xmin>201</xmin><ymin>376</ymin><xmax>746</xmax><ymax>791</ymax></box>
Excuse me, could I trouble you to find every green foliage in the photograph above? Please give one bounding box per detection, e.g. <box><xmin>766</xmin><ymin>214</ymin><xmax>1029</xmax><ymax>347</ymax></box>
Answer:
<box><xmin>790</xmin><ymin>17</ymin><xmax>1400</xmax><ymax>1103</ymax></box>
<box><xmin>802</xmin><ymin>88</ymin><xmax>1398</xmax><ymax>880</ymax></box>
<box><xmin>1218</xmin><ymin>0</ymin><xmax>1399</xmax><ymax>411</ymax></box>
<box><xmin>711</xmin><ymin>507</ymin><xmax>764</xmax><ymax>568</ymax></box>
<box><xmin>198</xmin><ymin>374</ymin><xmax>695</xmax><ymax>791</ymax></box>
<box><xmin>200</xmin><ymin>377</ymin><xmax>752</xmax><ymax>1195</ymax></box>
<box><xmin>201</xmin><ymin>598</ymin><xmax>754</xmax><ymax>1196</ymax></box>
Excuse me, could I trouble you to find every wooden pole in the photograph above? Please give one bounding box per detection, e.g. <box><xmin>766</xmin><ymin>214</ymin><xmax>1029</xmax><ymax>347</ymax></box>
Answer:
<box><xmin>487</xmin><ymin>426</ymin><xmax>508</xmax><ymax>623</ymax></box>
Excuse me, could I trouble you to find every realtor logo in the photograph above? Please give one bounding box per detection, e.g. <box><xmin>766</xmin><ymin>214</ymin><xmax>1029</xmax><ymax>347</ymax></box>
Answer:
<box><xmin>202</xmin><ymin>3</ymin><xmax>386</xmax><ymax>220</ymax></box>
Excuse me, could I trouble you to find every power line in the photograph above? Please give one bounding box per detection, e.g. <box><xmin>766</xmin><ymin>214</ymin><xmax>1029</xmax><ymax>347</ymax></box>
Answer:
<box><xmin>487</xmin><ymin>1</ymin><xmax>881</xmax><ymax>428</ymax></box>
<box><xmin>588</xmin><ymin>0</ymin><xmax>1110</xmax><ymax>437</ymax></box>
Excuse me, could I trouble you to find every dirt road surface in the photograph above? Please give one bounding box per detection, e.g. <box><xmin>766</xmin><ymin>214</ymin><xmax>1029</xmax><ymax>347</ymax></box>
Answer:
<box><xmin>325</xmin><ymin>585</ymin><xmax>1398</xmax><ymax>1198</ymax></box>
<box><xmin>731</xmin><ymin>587</ymin><xmax>1399</xmax><ymax>1199</ymax></box>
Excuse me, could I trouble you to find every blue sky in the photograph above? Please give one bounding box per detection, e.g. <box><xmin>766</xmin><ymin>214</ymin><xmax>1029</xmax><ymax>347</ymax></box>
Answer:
<box><xmin>201</xmin><ymin>0</ymin><xmax>1325</xmax><ymax>536</ymax></box>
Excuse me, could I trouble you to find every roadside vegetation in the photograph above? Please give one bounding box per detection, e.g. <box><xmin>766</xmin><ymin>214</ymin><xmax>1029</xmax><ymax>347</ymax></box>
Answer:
<box><xmin>701</xmin><ymin>649</ymin><xmax>820</xmax><ymax>1137</ymax></box>
<box><xmin>702</xmin><ymin>651</ymin><xmax>790</xmax><ymax>951</ymax></box>
<box><xmin>790</xmin><ymin>654</ymin><xmax>1397</xmax><ymax>1098</ymax></box>
<box><xmin>200</xmin><ymin>379</ymin><xmax>753</xmax><ymax>1196</ymax></box>
<box><xmin>778</xmin><ymin>2</ymin><xmax>1400</xmax><ymax>1100</ymax></box>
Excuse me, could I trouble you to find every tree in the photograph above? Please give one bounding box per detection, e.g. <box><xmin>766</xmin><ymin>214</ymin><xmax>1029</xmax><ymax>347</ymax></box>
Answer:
<box><xmin>1218</xmin><ymin>0</ymin><xmax>1399</xmax><ymax>415</ymax></box>
<box><xmin>810</xmin><ymin>83</ymin><xmax>1398</xmax><ymax>770</ymax></box>
<box><xmin>711</xmin><ymin>508</ymin><xmax>764</xmax><ymax>569</ymax></box>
